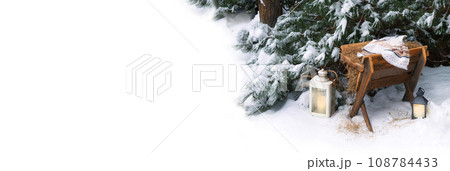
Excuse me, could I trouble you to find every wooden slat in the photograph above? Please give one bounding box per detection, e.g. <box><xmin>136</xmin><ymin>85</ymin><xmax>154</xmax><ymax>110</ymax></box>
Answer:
<box><xmin>368</xmin><ymin>47</ymin><xmax>423</xmax><ymax>71</ymax></box>
<box><xmin>370</xmin><ymin>56</ymin><xmax>418</xmax><ymax>71</ymax></box>
<box><xmin>371</xmin><ymin>63</ymin><xmax>416</xmax><ymax>80</ymax></box>
<box><xmin>355</xmin><ymin>72</ymin><xmax>362</xmax><ymax>92</ymax></box>
<box><xmin>340</xmin><ymin>41</ymin><xmax>370</xmax><ymax>53</ymax></box>
<box><xmin>340</xmin><ymin>54</ymin><xmax>364</xmax><ymax>72</ymax></box>
<box><xmin>340</xmin><ymin>45</ymin><xmax>425</xmax><ymax>73</ymax></box>
<box><xmin>372</xmin><ymin>67</ymin><xmax>406</xmax><ymax>80</ymax></box>
<box><xmin>369</xmin><ymin>73</ymin><xmax>410</xmax><ymax>90</ymax></box>
<box><xmin>409</xmin><ymin>47</ymin><xmax>425</xmax><ymax>59</ymax></box>
<box><xmin>406</xmin><ymin>61</ymin><xmax>418</xmax><ymax>72</ymax></box>
<box><xmin>340</xmin><ymin>41</ymin><xmax>370</xmax><ymax>72</ymax></box>
<box><xmin>370</xmin><ymin>55</ymin><xmax>394</xmax><ymax>70</ymax></box>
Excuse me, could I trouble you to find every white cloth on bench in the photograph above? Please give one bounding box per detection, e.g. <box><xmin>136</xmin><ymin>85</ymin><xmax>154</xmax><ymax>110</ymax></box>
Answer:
<box><xmin>360</xmin><ymin>35</ymin><xmax>410</xmax><ymax>70</ymax></box>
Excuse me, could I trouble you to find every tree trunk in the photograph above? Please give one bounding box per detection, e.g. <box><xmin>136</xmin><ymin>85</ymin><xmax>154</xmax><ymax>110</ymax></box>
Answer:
<box><xmin>258</xmin><ymin>0</ymin><xmax>282</xmax><ymax>27</ymax></box>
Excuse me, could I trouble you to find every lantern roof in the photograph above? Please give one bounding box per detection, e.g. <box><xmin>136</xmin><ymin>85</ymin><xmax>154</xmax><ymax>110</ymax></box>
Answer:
<box><xmin>412</xmin><ymin>87</ymin><xmax>428</xmax><ymax>104</ymax></box>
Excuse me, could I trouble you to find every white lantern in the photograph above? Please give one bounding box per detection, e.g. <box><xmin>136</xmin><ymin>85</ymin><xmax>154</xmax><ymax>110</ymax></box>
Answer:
<box><xmin>309</xmin><ymin>69</ymin><xmax>335</xmax><ymax>117</ymax></box>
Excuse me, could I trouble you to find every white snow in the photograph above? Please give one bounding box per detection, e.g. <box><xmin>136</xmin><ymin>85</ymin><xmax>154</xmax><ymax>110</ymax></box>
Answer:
<box><xmin>339</xmin><ymin>17</ymin><xmax>348</xmax><ymax>34</ymax></box>
<box><xmin>425</xmin><ymin>11</ymin><xmax>435</xmax><ymax>27</ymax></box>
<box><xmin>383</xmin><ymin>11</ymin><xmax>400</xmax><ymax>21</ymax></box>
<box><xmin>315</xmin><ymin>52</ymin><xmax>326</xmax><ymax>62</ymax></box>
<box><xmin>302</xmin><ymin>45</ymin><xmax>319</xmax><ymax>61</ymax></box>
<box><xmin>341</xmin><ymin>0</ymin><xmax>355</xmax><ymax>14</ymax></box>
<box><xmin>260</xmin><ymin>0</ymin><xmax>265</xmax><ymax>7</ymax></box>
<box><xmin>360</xmin><ymin>21</ymin><xmax>371</xmax><ymax>37</ymax></box>
<box><xmin>256</xmin><ymin>51</ymin><xmax>275</xmax><ymax>64</ymax></box>
<box><xmin>377</xmin><ymin>0</ymin><xmax>387</xmax><ymax>7</ymax></box>
<box><xmin>331</xmin><ymin>47</ymin><xmax>340</xmax><ymax>58</ymax></box>
<box><xmin>0</xmin><ymin>1</ymin><xmax>449</xmax><ymax>171</ymax></box>
<box><xmin>289</xmin><ymin>63</ymin><xmax>305</xmax><ymax>73</ymax></box>
<box><xmin>417</xmin><ymin>12</ymin><xmax>435</xmax><ymax>28</ymax></box>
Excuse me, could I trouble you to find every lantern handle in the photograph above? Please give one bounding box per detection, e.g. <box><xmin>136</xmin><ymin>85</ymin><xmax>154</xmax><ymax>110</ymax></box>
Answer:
<box><xmin>327</xmin><ymin>70</ymin><xmax>339</xmax><ymax>86</ymax></box>
<box><xmin>417</xmin><ymin>87</ymin><xmax>425</xmax><ymax>96</ymax></box>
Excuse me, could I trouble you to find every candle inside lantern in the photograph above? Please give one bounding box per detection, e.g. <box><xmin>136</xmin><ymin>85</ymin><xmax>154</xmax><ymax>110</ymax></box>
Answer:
<box><xmin>316</xmin><ymin>95</ymin><xmax>326</xmax><ymax>114</ymax></box>
<box><xmin>413</xmin><ymin>104</ymin><xmax>425</xmax><ymax>119</ymax></box>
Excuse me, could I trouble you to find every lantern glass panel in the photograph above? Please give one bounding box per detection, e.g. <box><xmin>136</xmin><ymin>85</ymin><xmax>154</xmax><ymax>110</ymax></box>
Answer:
<box><xmin>413</xmin><ymin>104</ymin><xmax>426</xmax><ymax>119</ymax></box>
<box><xmin>311</xmin><ymin>87</ymin><xmax>327</xmax><ymax>114</ymax></box>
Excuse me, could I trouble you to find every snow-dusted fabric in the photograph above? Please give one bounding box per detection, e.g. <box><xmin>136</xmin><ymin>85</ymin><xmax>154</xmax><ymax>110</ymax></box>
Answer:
<box><xmin>360</xmin><ymin>36</ymin><xmax>410</xmax><ymax>70</ymax></box>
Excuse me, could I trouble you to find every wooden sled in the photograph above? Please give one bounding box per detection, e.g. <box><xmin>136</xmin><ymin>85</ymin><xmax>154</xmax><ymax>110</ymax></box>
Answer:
<box><xmin>340</xmin><ymin>41</ymin><xmax>428</xmax><ymax>132</ymax></box>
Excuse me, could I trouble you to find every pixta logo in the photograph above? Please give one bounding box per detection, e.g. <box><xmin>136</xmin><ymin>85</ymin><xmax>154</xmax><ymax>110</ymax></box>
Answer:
<box><xmin>192</xmin><ymin>64</ymin><xmax>293</xmax><ymax>92</ymax></box>
<box><xmin>126</xmin><ymin>54</ymin><xmax>172</xmax><ymax>102</ymax></box>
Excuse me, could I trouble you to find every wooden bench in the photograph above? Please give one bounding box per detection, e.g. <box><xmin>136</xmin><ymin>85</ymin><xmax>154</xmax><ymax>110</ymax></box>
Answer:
<box><xmin>340</xmin><ymin>41</ymin><xmax>428</xmax><ymax>132</ymax></box>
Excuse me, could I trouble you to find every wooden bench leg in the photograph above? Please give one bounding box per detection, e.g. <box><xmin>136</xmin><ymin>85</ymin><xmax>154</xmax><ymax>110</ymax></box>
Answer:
<box><xmin>350</xmin><ymin>64</ymin><xmax>373</xmax><ymax>118</ymax></box>
<box><xmin>402</xmin><ymin>48</ymin><xmax>427</xmax><ymax>102</ymax></box>
<box><xmin>403</xmin><ymin>82</ymin><xmax>414</xmax><ymax>102</ymax></box>
<box><xmin>361</xmin><ymin>103</ymin><xmax>373</xmax><ymax>132</ymax></box>
<box><xmin>349</xmin><ymin>90</ymin><xmax>364</xmax><ymax>118</ymax></box>
<box><xmin>349</xmin><ymin>57</ymin><xmax>374</xmax><ymax>132</ymax></box>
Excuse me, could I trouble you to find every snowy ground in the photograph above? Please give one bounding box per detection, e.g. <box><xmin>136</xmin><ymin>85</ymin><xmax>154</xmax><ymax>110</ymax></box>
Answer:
<box><xmin>0</xmin><ymin>0</ymin><xmax>449</xmax><ymax>171</ymax></box>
